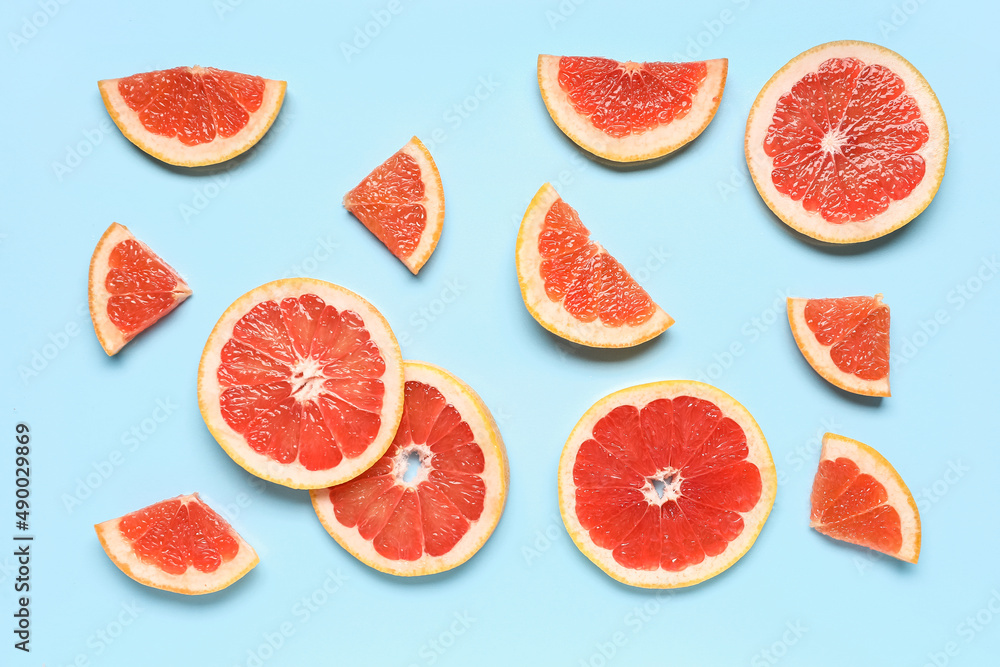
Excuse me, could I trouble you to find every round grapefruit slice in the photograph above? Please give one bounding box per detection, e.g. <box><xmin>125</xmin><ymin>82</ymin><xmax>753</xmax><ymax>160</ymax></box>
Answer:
<box><xmin>343</xmin><ymin>137</ymin><xmax>444</xmax><ymax>275</ymax></box>
<box><xmin>538</xmin><ymin>55</ymin><xmax>727</xmax><ymax>162</ymax></box>
<box><xmin>95</xmin><ymin>493</ymin><xmax>258</xmax><ymax>594</ymax></box>
<box><xmin>198</xmin><ymin>278</ymin><xmax>404</xmax><ymax>489</ymax></box>
<box><xmin>787</xmin><ymin>295</ymin><xmax>890</xmax><ymax>397</ymax></box>
<box><xmin>311</xmin><ymin>361</ymin><xmax>507</xmax><ymax>576</ymax></box>
<box><xmin>558</xmin><ymin>381</ymin><xmax>776</xmax><ymax>588</ymax></box>
<box><xmin>811</xmin><ymin>433</ymin><xmax>920</xmax><ymax>563</ymax></box>
<box><xmin>746</xmin><ymin>41</ymin><xmax>948</xmax><ymax>243</ymax></box>
<box><xmin>516</xmin><ymin>183</ymin><xmax>673</xmax><ymax>348</ymax></box>
<box><xmin>99</xmin><ymin>66</ymin><xmax>286</xmax><ymax>167</ymax></box>
<box><xmin>88</xmin><ymin>222</ymin><xmax>192</xmax><ymax>356</ymax></box>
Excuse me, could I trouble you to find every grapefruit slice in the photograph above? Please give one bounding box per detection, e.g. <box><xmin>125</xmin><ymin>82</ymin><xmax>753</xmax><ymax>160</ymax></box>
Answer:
<box><xmin>343</xmin><ymin>137</ymin><xmax>444</xmax><ymax>275</ymax></box>
<box><xmin>516</xmin><ymin>183</ymin><xmax>673</xmax><ymax>348</ymax></box>
<box><xmin>538</xmin><ymin>55</ymin><xmax>727</xmax><ymax>162</ymax></box>
<box><xmin>88</xmin><ymin>222</ymin><xmax>192</xmax><ymax>356</ymax></box>
<box><xmin>558</xmin><ymin>381</ymin><xmax>776</xmax><ymax>588</ymax></box>
<box><xmin>746</xmin><ymin>41</ymin><xmax>948</xmax><ymax>243</ymax></box>
<box><xmin>787</xmin><ymin>295</ymin><xmax>890</xmax><ymax>397</ymax></box>
<box><xmin>198</xmin><ymin>278</ymin><xmax>404</xmax><ymax>489</ymax></box>
<box><xmin>811</xmin><ymin>433</ymin><xmax>920</xmax><ymax>563</ymax></box>
<box><xmin>311</xmin><ymin>361</ymin><xmax>507</xmax><ymax>576</ymax></box>
<box><xmin>99</xmin><ymin>66</ymin><xmax>286</xmax><ymax>167</ymax></box>
<box><xmin>95</xmin><ymin>493</ymin><xmax>258</xmax><ymax>594</ymax></box>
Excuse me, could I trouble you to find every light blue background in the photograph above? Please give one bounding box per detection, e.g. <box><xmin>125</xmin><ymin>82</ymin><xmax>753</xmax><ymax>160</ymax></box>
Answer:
<box><xmin>2</xmin><ymin>1</ymin><xmax>998</xmax><ymax>665</ymax></box>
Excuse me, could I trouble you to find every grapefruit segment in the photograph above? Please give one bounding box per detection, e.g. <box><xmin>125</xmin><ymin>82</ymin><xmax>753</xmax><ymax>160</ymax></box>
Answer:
<box><xmin>311</xmin><ymin>361</ymin><xmax>508</xmax><ymax>576</ymax></box>
<box><xmin>95</xmin><ymin>493</ymin><xmax>258</xmax><ymax>594</ymax></box>
<box><xmin>198</xmin><ymin>279</ymin><xmax>404</xmax><ymax>489</ymax></box>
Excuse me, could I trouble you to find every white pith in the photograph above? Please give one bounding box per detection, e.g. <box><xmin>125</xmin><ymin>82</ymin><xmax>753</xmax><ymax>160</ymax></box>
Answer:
<box><xmin>392</xmin><ymin>443</ymin><xmax>433</xmax><ymax>488</ymax></box>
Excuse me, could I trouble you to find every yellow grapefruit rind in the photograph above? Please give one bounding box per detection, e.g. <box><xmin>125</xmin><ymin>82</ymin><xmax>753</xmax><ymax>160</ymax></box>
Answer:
<box><xmin>197</xmin><ymin>278</ymin><xmax>405</xmax><ymax>489</ymax></box>
<box><xmin>538</xmin><ymin>56</ymin><xmax>727</xmax><ymax>163</ymax></box>
<box><xmin>787</xmin><ymin>297</ymin><xmax>890</xmax><ymax>397</ymax></box>
<box><xmin>516</xmin><ymin>183</ymin><xmax>674</xmax><ymax>348</ymax></box>
<box><xmin>94</xmin><ymin>493</ymin><xmax>259</xmax><ymax>595</ymax></box>
<box><xmin>98</xmin><ymin>71</ymin><xmax>286</xmax><ymax>167</ymax></box>
<box><xmin>311</xmin><ymin>360</ymin><xmax>509</xmax><ymax>576</ymax></box>
<box><xmin>88</xmin><ymin>222</ymin><xmax>192</xmax><ymax>356</ymax></box>
<box><xmin>558</xmin><ymin>380</ymin><xmax>777</xmax><ymax>589</ymax></box>
<box><xmin>745</xmin><ymin>40</ymin><xmax>948</xmax><ymax>244</ymax></box>
<box><xmin>812</xmin><ymin>433</ymin><xmax>921</xmax><ymax>563</ymax></box>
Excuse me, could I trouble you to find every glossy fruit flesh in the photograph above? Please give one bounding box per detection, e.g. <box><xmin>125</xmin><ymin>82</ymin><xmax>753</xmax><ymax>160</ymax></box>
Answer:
<box><xmin>105</xmin><ymin>239</ymin><xmax>186</xmax><ymax>339</ymax></box>
<box><xmin>344</xmin><ymin>150</ymin><xmax>426</xmax><ymax>261</ymax></box>
<box><xmin>804</xmin><ymin>296</ymin><xmax>889</xmax><ymax>380</ymax></box>
<box><xmin>811</xmin><ymin>457</ymin><xmax>901</xmax><ymax>554</ymax></box>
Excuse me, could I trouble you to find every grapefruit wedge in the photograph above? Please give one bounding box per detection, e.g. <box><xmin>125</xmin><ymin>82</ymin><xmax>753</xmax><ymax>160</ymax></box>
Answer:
<box><xmin>99</xmin><ymin>66</ymin><xmax>286</xmax><ymax>167</ymax></box>
<box><xmin>89</xmin><ymin>222</ymin><xmax>191</xmax><ymax>355</ymax></box>
<box><xmin>198</xmin><ymin>278</ymin><xmax>404</xmax><ymax>489</ymax></box>
<box><xmin>558</xmin><ymin>381</ymin><xmax>776</xmax><ymax>588</ymax></box>
<box><xmin>311</xmin><ymin>361</ymin><xmax>508</xmax><ymax>576</ymax></box>
<box><xmin>516</xmin><ymin>183</ymin><xmax>673</xmax><ymax>348</ymax></box>
<box><xmin>538</xmin><ymin>55</ymin><xmax>727</xmax><ymax>162</ymax></box>
<box><xmin>788</xmin><ymin>295</ymin><xmax>890</xmax><ymax>397</ymax></box>
<box><xmin>95</xmin><ymin>493</ymin><xmax>258</xmax><ymax>594</ymax></box>
<box><xmin>746</xmin><ymin>41</ymin><xmax>947</xmax><ymax>243</ymax></box>
<box><xmin>343</xmin><ymin>137</ymin><xmax>444</xmax><ymax>274</ymax></box>
<box><xmin>811</xmin><ymin>433</ymin><xmax>920</xmax><ymax>563</ymax></box>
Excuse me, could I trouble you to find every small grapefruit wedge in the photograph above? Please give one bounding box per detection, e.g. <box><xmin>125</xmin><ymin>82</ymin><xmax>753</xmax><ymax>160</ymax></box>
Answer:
<box><xmin>88</xmin><ymin>222</ymin><xmax>191</xmax><ymax>356</ymax></box>
<box><xmin>811</xmin><ymin>433</ymin><xmax>920</xmax><ymax>563</ymax></box>
<box><xmin>95</xmin><ymin>493</ymin><xmax>258</xmax><ymax>594</ymax></box>
<box><xmin>311</xmin><ymin>361</ymin><xmax>508</xmax><ymax>576</ymax></box>
<box><xmin>343</xmin><ymin>137</ymin><xmax>444</xmax><ymax>274</ymax></box>
<box><xmin>198</xmin><ymin>278</ymin><xmax>404</xmax><ymax>489</ymax></box>
<box><xmin>538</xmin><ymin>55</ymin><xmax>727</xmax><ymax>162</ymax></box>
<box><xmin>516</xmin><ymin>183</ymin><xmax>673</xmax><ymax>348</ymax></box>
<box><xmin>558</xmin><ymin>381</ymin><xmax>776</xmax><ymax>588</ymax></box>
<box><xmin>788</xmin><ymin>295</ymin><xmax>890</xmax><ymax>397</ymax></box>
<box><xmin>99</xmin><ymin>66</ymin><xmax>286</xmax><ymax>167</ymax></box>
<box><xmin>746</xmin><ymin>41</ymin><xmax>948</xmax><ymax>243</ymax></box>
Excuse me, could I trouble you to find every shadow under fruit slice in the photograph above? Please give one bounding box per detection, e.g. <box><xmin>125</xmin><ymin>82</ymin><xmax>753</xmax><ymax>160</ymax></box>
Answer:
<box><xmin>198</xmin><ymin>278</ymin><xmax>404</xmax><ymax>489</ymax></box>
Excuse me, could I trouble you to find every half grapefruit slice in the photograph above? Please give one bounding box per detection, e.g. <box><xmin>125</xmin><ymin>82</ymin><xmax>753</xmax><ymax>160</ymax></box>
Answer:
<box><xmin>516</xmin><ymin>183</ymin><xmax>673</xmax><ymax>348</ymax></box>
<box><xmin>811</xmin><ymin>433</ymin><xmax>920</xmax><ymax>563</ymax></box>
<box><xmin>558</xmin><ymin>381</ymin><xmax>776</xmax><ymax>588</ymax></box>
<box><xmin>788</xmin><ymin>295</ymin><xmax>890</xmax><ymax>397</ymax></box>
<box><xmin>99</xmin><ymin>66</ymin><xmax>286</xmax><ymax>167</ymax></box>
<box><xmin>538</xmin><ymin>55</ymin><xmax>727</xmax><ymax>162</ymax></box>
<box><xmin>311</xmin><ymin>361</ymin><xmax>508</xmax><ymax>576</ymax></box>
<box><xmin>88</xmin><ymin>222</ymin><xmax>192</xmax><ymax>356</ymax></box>
<box><xmin>198</xmin><ymin>278</ymin><xmax>404</xmax><ymax>489</ymax></box>
<box><xmin>746</xmin><ymin>41</ymin><xmax>947</xmax><ymax>243</ymax></box>
<box><xmin>343</xmin><ymin>137</ymin><xmax>444</xmax><ymax>275</ymax></box>
<box><xmin>95</xmin><ymin>493</ymin><xmax>258</xmax><ymax>594</ymax></box>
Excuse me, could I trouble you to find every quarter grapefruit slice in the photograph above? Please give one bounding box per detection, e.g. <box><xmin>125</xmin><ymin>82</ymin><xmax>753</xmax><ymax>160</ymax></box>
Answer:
<box><xmin>746</xmin><ymin>41</ymin><xmax>948</xmax><ymax>243</ymax></box>
<box><xmin>88</xmin><ymin>222</ymin><xmax>191</xmax><ymax>356</ymax></box>
<box><xmin>343</xmin><ymin>137</ymin><xmax>444</xmax><ymax>274</ymax></box>
<box><xmin>99</xmin><ymin>66</ymin><xmax>286</xmax><ymax>167</ymax></box>
<box><xmin>95</xmin><ymin>493</ymin><xmax>258</xmax><ymax>594</ymax></box>
<box><xmin>198</xmin><ymin>278</ymin><xmax>404</xmax><ymax>489</ymax></box>
<box><xmin>787</xmin><ymin>295</ymin><xmax>890</xmax><ymax>397</ymax></box>
<box><xmin>311</xmin><ymin>361</ymin><xmax>507</xmax><ymax>576</ymax></box>
<box><xmin>811</xmin><ymin>433</ymin><xmax>920</xmax><ymax>563</ymax></box>
<box><xmin>516</xmin><ymin>183</ymin><xmax>673</xmax><ymax>348</ymax></box>
<box><xmin>558</xmin><ymin>381</ymin><xmax>776</xmax><ymax>588</ymax></box>
<box><xmin>538</xmin><ymin>55</ymin><xmax>727</xmax><ymax>162</ymax></box>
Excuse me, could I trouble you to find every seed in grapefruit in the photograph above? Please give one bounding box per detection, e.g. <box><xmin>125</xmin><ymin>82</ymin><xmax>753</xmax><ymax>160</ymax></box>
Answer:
<box><xmin>746</xmin><ymin>41</ymin><xmax>948</xmax><ymax>243</ymax></box>
<box><xmin>811</xmin><ymin>433</ymin><xmax>920</xmax><ymax>563</ymax></box>
<box><xmin>558</xmin><ymin>381</ymin><xmax>776</xmax><ymax>588</ymax></box>
<box><xmin>198</xmin><ymin>278</ymin><xmax>404</xmax><ymax>489</ymax></box>
<box><xmin>538</xmin><ymin>55</ymin><xmax>727</xmax><ymax>162</ymax></box>
<box><xmin>95</xmin><ymin>493</ymin><xmax>258</xmax><ymax>594</ymax></box>
<box><xmin>311</xmin><ymin>361</ymin><xmax>507</xmax><ymax>576</ymax></box>
<box><xmin>787</xmin><ymin>295</ymin><xmax>890</xmax><ymax>397</ymax></box>
<box><xmin>516</xmin><ymin>183</ymin><xmax>673</xmax><ymax>348</ymax></box>
<box><xmin>99</xmin><ymin>66</ymin><xmax>286</xmax><ymax>167</ymax></box>
<box><xmin>343</xmin><ymin>137</ymin><xmax>444</xmax><ymax>275</ymax></box>
<box><xmin>88</xmin><ymin>223</ymin><xmax>192</xmax><ymax>356</ymax></box>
